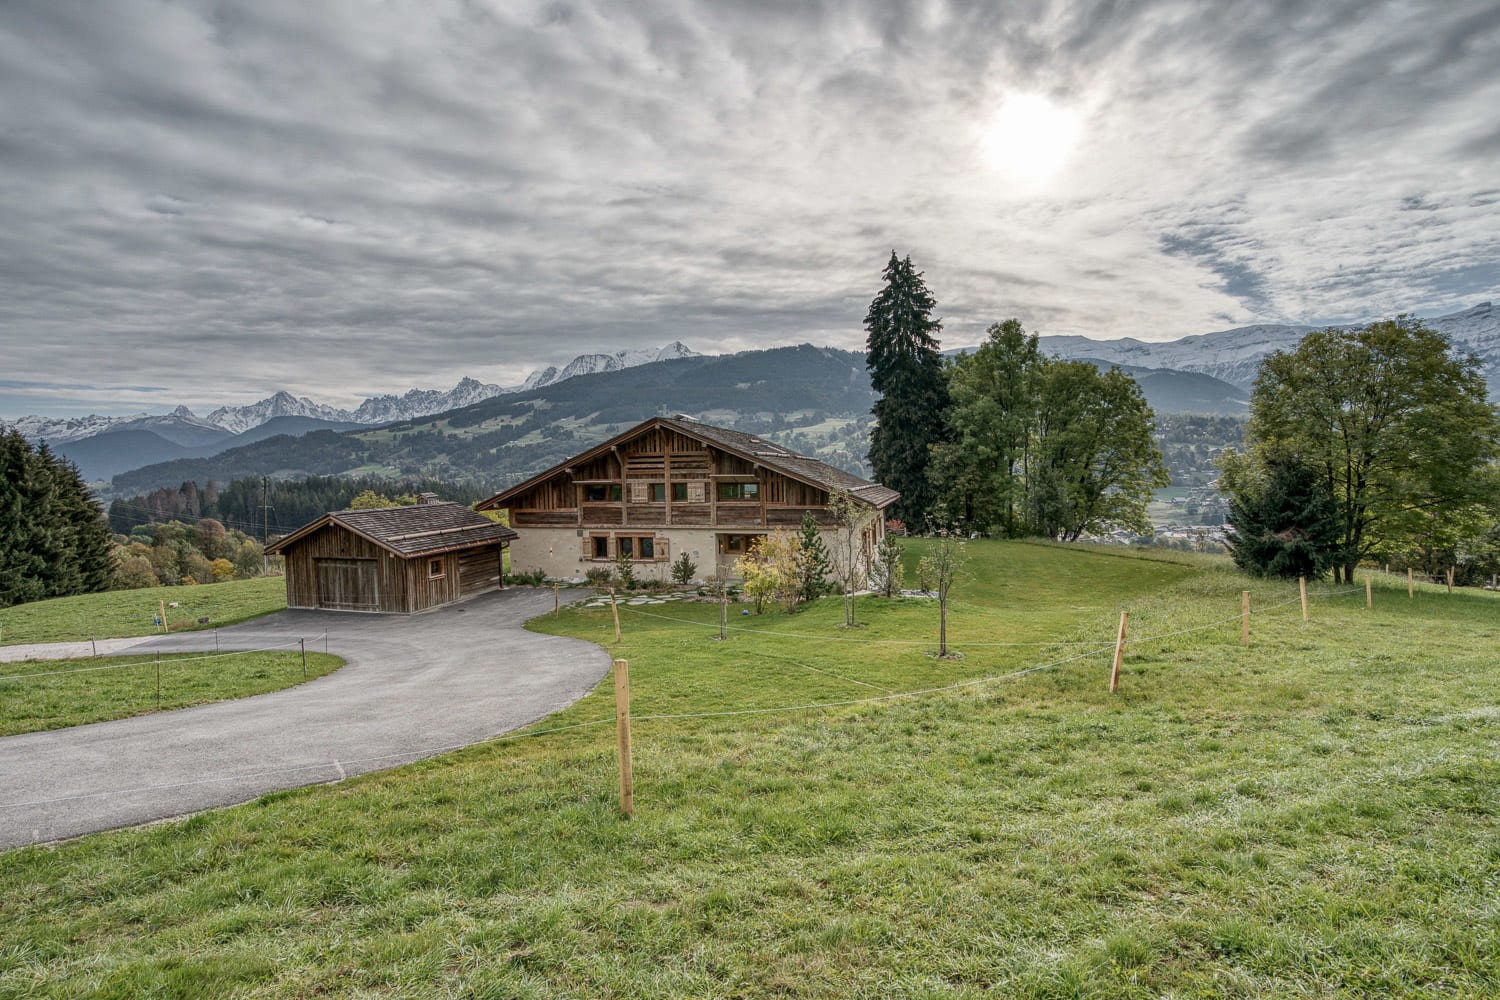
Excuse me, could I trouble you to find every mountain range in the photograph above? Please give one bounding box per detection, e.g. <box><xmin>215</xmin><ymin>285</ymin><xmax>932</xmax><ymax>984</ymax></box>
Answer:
<box><xmin>7</xmin><ymin>302</ymin><xmax>1496</xmax><ymax>489</ymax></box>
<box><xmin>5</xmin><ymin>342</ymin><xmax>700</xmax><ymax>443</ymax></box>
<box><xmin>1037</xmin><ymin>301</ymin><xmax>1499</xmax><ymax>392</ymax></box>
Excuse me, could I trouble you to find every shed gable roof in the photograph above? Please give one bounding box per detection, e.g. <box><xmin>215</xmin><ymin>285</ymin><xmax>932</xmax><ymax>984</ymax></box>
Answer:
<box><xmin>267</xmin><ymin>501</ymin><xmax>517</xmax><ymax>558</ymax></box>
<box><xmin>478</xmin><ymin>416</ymin><xmax>899</xmax><ymax>510</ymax></box>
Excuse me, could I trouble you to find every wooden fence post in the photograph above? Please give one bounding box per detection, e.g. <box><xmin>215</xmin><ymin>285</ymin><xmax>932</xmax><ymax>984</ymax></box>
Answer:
<box><xmin>156</xmin><ymin>652</ymin><xmax>162</xmax><ymax>707</ymax></box>
<box><xmin>300</xmin><ymin>638</ymin><xmax>307</xmax><ymax>678</ymax></box>
<box><xmin>554</xmin><ymin>582</ymin><xmax>559</xmax><ymax>617</ymax></box>
<box><xmin>1109</xmin><ymin>611</ymin><xmax>1128</xmax><ymax>693</ymax></box>
<box><xmin>613</xmin><ymin>658</ymin><xmax>634</xmax><ymax>818</ymax></box>
<box><xmin>1299</xmin><ymin>577</ymin><xmax>1308</xmax><ymax>622</ymax></box>
<box><xmin>1408</xmin><ymin>567</ymin><xmax>1414</xmax><ymax>598</ymax></box>
<box><xmin>1447</xmin><ymin>567</ymin><xmax>1455</xmax><ymax>594</ymax></box>
<box><xmin>611</xmin><ymin>589</ymin><xmax>622</xmax><ymax>644</ymax></box>
<box><xmin>719</xmin><ymin>588</ymin><xmax>728</xmax><ymax>641</ymax></box>
<box><xmin>1366</xmin><ymin>576</ymin><xmax>1372</xmax><ymax>609</ymax></box>
<box><xmin>1241</xmin><ymin>591</ymin><xmax>1250</xmax><ymax>647</ymax></box>
<box><xmin>158</xmin><ymin>599</ymin><xmax>168</xmax><ymax>633</ymax></box>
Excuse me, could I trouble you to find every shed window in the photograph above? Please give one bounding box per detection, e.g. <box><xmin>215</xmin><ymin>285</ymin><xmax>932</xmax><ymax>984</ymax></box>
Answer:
<box><xmin>585</xmin><ymin>484</ymin><xmax>622</xmax><ymax>502</ymax></box>
<box><xmin>672</xmin><ymin>482</ymin><xmax>689</xmax><ymax>501</ymax></box>
<box><xmin>428</xmin><ymin>559</ymin><xmax>444</xmax><ymax>579</ymax></box>
<box><xmin>718</xmin><ymin>482</ymin><xmax>760</xmax><ymax>501</ymax></box>
<box><xmin>649</xmin><ymin>483</ymin><xmax>666</xmax><ymax>502</ymax></box>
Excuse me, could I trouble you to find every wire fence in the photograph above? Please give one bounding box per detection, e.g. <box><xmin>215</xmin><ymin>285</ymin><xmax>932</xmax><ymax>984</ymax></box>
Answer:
<box><xmin>0</xmin><ymin>633</ymin><xmax>330</xmax><ymax>682</ymax></box>
<box><xmin>0</xmin><ymin>580</ymin><xmax>1377</xmax><ymax>819</ymax></box>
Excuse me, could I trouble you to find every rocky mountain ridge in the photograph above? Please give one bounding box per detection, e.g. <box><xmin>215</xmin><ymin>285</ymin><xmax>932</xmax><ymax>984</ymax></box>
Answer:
<box><xmin>1037</xmin><ymin>302</ymin><xmax>1497</xmax><ymax>389</ymax></box>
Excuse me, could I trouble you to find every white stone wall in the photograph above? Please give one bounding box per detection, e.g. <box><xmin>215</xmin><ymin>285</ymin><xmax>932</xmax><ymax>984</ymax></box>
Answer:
<box><xmin>506</xmin><ymin>523</ymin><xmax>874</xmax><ymax>584</ymax></box>
<box><xmin>507</xmin><ymin>528</ymin><xmax>720</xmax><ymax>583</ymax></box>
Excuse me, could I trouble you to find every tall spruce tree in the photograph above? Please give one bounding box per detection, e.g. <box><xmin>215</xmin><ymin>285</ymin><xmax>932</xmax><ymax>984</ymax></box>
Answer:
<box><xmin>865</xmin><ymin>252</ymin><xmax>949</xmax><ymax>526</ymax></box>
<box><xmin>1224</xmin><ymin>453</ymin><xmax>1344</xmax><ymax>579</ymax></box>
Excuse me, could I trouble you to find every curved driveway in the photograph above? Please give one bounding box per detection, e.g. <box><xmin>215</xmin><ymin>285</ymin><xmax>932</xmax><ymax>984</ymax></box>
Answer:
<box><xmin>0</xmin><ymin>588</ymin><xmax>610</xmax><ymax>849</ymax></box>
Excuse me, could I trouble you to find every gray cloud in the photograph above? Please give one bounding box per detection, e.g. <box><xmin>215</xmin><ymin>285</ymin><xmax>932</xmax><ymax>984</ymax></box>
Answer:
<box><xmin>0</xmin><ymin>0</ymin><xmax>1496</xmax><ymax>414</ymax></box>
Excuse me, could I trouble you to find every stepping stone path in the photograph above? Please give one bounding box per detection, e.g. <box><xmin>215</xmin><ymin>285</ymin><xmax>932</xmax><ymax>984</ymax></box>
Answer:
<box><xmin>577</xmin><ymin>589</ymin><xmax>701</xmax><ymax>609</ymax></box>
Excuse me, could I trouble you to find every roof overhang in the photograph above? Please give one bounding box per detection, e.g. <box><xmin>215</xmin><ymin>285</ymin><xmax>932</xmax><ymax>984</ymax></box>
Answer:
<box><xmin>477</xmin><ymin>416</ymin><xmax>896</xmax><ymax>512</ymax></box>
<box><xmin>266</xmin><ymin>512</ymin><xmax>516</xmax><ymax>559</ymax></box>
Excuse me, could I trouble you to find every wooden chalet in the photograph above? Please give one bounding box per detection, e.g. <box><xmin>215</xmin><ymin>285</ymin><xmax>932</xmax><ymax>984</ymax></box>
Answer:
<box><xmin>266</xmin><ymin>496</ymin><xmax>518</xmax><ymax>613</ymax></box>
<box><xmin>477</xmin><ymin>416</ymin><xmax>898</xmax><ymax>581</ymax></box>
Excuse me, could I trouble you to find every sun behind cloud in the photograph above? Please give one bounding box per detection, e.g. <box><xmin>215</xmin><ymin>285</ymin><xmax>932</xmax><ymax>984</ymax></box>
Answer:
<box><xmin>979</xmin><ymin>93</ymin><xmax>1081</xmax><ymax>185</ymax></box>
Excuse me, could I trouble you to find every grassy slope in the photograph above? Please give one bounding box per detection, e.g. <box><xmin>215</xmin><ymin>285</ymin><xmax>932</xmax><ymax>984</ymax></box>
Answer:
<box><xmin>0</xmin><ymin>577</ymin><xmax>288</xmax><ymax>646</ymax></box>
<box><xmin>1</xmin><ymin>542</ymin><xmax>1497</xmax><ymax>998</ymax></box>
<box><xmin>0</xmin><ymin>651</ymin><xmax>342</xmax><ymax>736</ymax></box>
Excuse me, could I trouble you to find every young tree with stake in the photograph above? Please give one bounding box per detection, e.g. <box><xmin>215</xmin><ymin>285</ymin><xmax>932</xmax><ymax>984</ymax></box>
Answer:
<box><xmin>918</xmin><ymin>514</ymin><xmax>968</xmax><ymax>658</ymax></box>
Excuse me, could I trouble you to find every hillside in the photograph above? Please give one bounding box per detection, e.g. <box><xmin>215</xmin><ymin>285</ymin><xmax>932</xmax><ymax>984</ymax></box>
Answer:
<box><xmin>56</xmin><ymin>416</ymin><xmax>363</xmax><ymax>482</ymax></box>
<box><xmin>4</xmin><ymin>544</ymin><xmax>1497</xmax><ymax>995</ymax></box>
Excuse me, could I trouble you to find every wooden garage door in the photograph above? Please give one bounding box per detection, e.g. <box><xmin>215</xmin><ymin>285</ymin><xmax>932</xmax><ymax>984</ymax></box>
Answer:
<box><xmin>315</xmin><ymin>558</ymin><xmax>379</xmax><ymax>611</ymax></box>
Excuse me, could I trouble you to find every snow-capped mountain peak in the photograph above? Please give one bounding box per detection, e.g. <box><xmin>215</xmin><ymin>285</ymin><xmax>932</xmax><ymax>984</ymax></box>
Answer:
<box><xmin>206</xmin><ymin>391</ymin><xmax>355</xmax><ymax>434</ymax></box>
<box><xmin>6</xmin><ymin>342</ymin><xmax>702</xmax><ymax>440</ymax></box>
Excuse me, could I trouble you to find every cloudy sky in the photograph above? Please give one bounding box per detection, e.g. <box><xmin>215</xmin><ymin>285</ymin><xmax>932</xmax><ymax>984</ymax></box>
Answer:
<box><xmin>2</xmin><ymin>0</ymin><xmax>1497</xmax><ymax>416</ymax></box>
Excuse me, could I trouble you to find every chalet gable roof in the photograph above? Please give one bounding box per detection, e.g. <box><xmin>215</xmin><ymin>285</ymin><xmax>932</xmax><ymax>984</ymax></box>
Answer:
<box><xmin>478</xmin><ymin>416</ymin><xmax>899</xmax><ymax>510</ymax></box>
<box><xmin>266</xmin><ymin>501</ymin><xmax>517</xmax><ymax>558</ymax></box>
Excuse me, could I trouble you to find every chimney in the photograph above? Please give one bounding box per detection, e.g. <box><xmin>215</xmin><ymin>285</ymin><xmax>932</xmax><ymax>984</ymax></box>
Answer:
<box><xmin>416</xmin><ymin>492</ymin><xmax>441</xmax><ymax>505</ymax></box>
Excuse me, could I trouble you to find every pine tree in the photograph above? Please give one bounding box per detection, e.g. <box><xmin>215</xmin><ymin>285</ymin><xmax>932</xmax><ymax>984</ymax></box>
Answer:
<box><xmin>0</xmin><ymin>429</ymin><xmax>115</xmax><ymax>608</ymax></box>
<box><xmin>1225</xmin><ymin>453</ymin><xmax>1345</xmax><ymax>580</ymax></box>
<box><xmin>796</xmin><ymin>509</ymin><xmax>833</xmax><ymax>603</ymax></box>
<box><xmin>865</xmin><ymin>251</ymin><xmax>949</xmax><ymax>527</ymax></box>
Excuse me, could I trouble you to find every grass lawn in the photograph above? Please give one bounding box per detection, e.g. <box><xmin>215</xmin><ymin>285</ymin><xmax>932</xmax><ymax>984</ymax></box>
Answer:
<box><xmin>0</xmin><ymin>577</ymin><xmax>288</xmax><ymax>646</ymax></box>
<box><xmin>0</xmin><ymin>650</ymin><xmax>342</xmax><ymax>736</ymax></box>
<box><xmin>1</xmin><ymin>541</ymin><xmax>1497</xmax><ymax>997</ymax></box>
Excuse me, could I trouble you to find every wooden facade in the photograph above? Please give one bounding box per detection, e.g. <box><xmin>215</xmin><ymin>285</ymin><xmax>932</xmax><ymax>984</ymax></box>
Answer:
<box><xmin>267</xmin><ymin>500</ymin><xmax>516</xmax><ymax>614</ymax></box>
<box><xmin>478</xmin><ymin>417</ymin><xmax>899</xmax><ymax>580</ymax></box>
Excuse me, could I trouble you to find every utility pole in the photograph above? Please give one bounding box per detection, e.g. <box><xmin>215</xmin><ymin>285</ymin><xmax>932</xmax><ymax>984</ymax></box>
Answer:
<box><xmin>260</xmin><ymin>475</ymin><xmax>273</xmax><ymax>575</ymax></box>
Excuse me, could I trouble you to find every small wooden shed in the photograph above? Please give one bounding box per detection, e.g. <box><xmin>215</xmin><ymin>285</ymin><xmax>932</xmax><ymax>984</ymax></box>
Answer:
<box><xmin>266</xmin><ymin>498</ymin><xmax>518</xmax><ymax>613</ymax></box>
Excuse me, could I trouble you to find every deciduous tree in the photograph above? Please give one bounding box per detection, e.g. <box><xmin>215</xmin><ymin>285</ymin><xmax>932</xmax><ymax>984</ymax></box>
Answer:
<box><xmin>1238</xmin><ymin>317</ymin><xmax>1500</xmax><ymax>582</ymax></box>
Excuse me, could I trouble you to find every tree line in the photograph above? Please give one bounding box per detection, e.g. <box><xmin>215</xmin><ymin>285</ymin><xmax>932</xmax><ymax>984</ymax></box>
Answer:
<box><xmin>0</xmin><ymin>429</ymin><xmax>113</xmax><ymax>609</ymax></box>
<box><xmin>108</xmin><ymin>475</ymin><xmax>489</xmax><ymax>539</ymax></box>
<box><xmin>1223</xmin><ymin>317</ymin><xmax>1500</xmax><ymax>584</ymax></box>
<box><xmin>864</xmin><ymin>252</ymin><xmax>1168</xmax><ymax>539</ymax></box>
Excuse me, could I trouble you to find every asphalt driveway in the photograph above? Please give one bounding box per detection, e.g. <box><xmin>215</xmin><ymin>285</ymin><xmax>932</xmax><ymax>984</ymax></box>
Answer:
<box><xmin>0</xmin><ymin>587</ymin><xmax>610</xmax><ymax>849</ymax></box>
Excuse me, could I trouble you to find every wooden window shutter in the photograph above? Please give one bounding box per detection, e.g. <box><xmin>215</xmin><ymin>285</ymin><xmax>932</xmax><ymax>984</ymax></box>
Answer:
<box><xmin>687</xmin><ymin>480</ymin><xmax>705</xmax><ymax>503</ymax></box>
<box><xmin>629</xmin><ymin>480</ymin><xmax>648</xmax><ymax>503</ymax></box>
<box><xmin>657</xmin><ymin>536</ymin><xmax>669</xmax><ymax>562</ymax></box>
<box><xmin>582</xmin><ymin>536</ymin><xmax>592</xmax><ymax>559</ymax></box>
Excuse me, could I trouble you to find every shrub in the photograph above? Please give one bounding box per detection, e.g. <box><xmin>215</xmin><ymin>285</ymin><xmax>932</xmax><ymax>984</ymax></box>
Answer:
<box><xmin>670</xmin><ymin>550</ymin><xmax>697</xmax><ymax>586</ymax></box>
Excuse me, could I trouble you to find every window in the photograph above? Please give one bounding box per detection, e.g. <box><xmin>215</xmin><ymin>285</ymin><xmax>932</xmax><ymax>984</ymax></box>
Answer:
<box><xmin>672</xmin><ymin>482</ymin><xmax>689</xmax><ymax>501</ymax></box>
<box><xmin>614</xmin><ymin>535</ymin><xmax>658</xmax><ymax>560</ymax></box>
<box><xmin>592</xmin><ymin>535</ymin><xmax>609</xmax><ymax>559</ymax></box>
<box><xmin>649</xmin><ymin>483</ymin><xmax>666</xmax><ymax>502</ymax></box>
<box><xmin>584</xmin><ymin>484</ymin><xmax>622</xmax><ymax>502</ymax></box>
<box><xmin>428</xmin><ymin>559</ymin><xmax>444</xmax><ymax>579</ymax></box>
<box><xmin>718</xmin><ymin>481</ymin><xmax>760</xmax><ymax>501</ymax></box>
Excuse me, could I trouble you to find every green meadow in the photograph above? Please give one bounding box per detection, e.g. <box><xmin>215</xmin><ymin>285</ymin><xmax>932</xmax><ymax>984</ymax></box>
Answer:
<box><xmin>1</xmin><ymin>541</ymin><xmax>1496</xmax><ymax>998</ymax></box>
<box><xmin>0</xmin><ymin>576</ymin><xmax>289</xmax><ymax>646</ymax></box>
<box><xmin>0</xmin><ymin>650</ymin><xmax>342</xmax><ymax>736</ymax></box>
